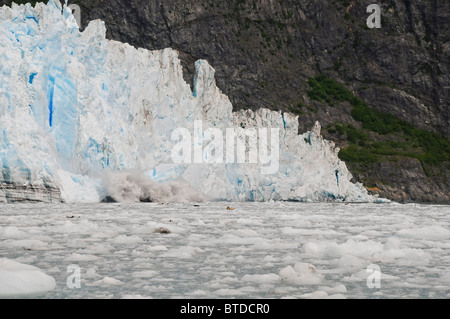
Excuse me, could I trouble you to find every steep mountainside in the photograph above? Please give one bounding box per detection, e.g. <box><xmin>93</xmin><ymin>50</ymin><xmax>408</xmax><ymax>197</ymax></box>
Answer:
<box><xmin>2</xmin><ymin>0</ymin><xmax>449</xmax><ymax>203</ymax></box>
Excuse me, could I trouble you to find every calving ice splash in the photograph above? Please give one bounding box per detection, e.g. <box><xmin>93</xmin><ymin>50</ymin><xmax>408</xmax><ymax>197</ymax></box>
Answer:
<box><xmin>0</xmin><ymin>0</ymin><xmax>378</xmax><ymax>203</ymax></box>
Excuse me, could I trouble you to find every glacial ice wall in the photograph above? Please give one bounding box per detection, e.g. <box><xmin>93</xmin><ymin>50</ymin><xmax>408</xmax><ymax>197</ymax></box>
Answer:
<box><xmin>0</xmin><ymin>0</ymin><xmax>375</xmax><ymax>203</ymax></box>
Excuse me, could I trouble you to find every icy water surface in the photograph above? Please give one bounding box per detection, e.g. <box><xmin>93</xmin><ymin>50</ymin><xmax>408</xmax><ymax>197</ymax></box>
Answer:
<box><xmin>0</xmin><ymin>202</ymin><xmax>449</xmax><ymax>299</ymax></box>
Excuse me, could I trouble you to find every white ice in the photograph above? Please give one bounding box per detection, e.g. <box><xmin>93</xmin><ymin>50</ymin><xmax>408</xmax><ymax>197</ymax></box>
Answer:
<box><xmin>0</xmin><ymin>202</ymin><xmax>448</xmax><ymax>299</ymax></box>
<box><xmin>0</xmin><ymin>258</ymin><xmax>56</xmax><ymax>296</ymax></box>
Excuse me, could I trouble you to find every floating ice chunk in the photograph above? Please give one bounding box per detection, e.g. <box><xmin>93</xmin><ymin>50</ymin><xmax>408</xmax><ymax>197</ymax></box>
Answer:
<box><xmin>303</xmin><ymin>241</ymin><xmax>344</xmax><ymax>258</ymax></box>
<box><xmin>93</xmin><ymin>277</ymin><xmax>123</xmax><ymax>286</ymax></box>
<box><xmin>319</xmin><ymin>284</ymin><xmax>347</xmax><ymax>294</ymax></box>
<box><xmin>338</xmin><ymin>255</ymin><xmax>366</xmax><ymax>273</ymax></box>
<box><xmin>214</xmin><ymin>288</ymin><xmax>246</xmax><ymax>296</ymax></box>
<box><xmin>251</xmin><ymin>240</ymin><xmax>272</xmax><ymax>249</ymax></box>
<box><xmin>230</xmin><ymin>229</ymin><xmax>260</xmax><ymax>237</ymax></box>
<box><xmin>304</xmin><ymin>239</ymin><xmax>384</xmax><ymax>259</ymax></box>
<box><xmin>85</xmin><ymin>268</ymin><xmax>98</xmax><ymax>278</ymax></box>
<box><xmin>441</xmin><ymin>273</ymin><xmax>450</xmax><ymax>284</ymax></box>
<box><xmin>395</xmin><ymin>226</ymin><xmax>450</xmax><ymax>240</ymax></box>
<box><xmin>241</xmin><ymin>273</ymin><xmax>280</xmax><ymax>284</ymax></box>
<box><xmin>0</xmin><ymin>258</ymin><xmax>56</xmax><ymax>296</ymax></box>
<box><xmin>299</xmin><ymin>290</ymin><xmax>329</xmax><ymax>299</ymax></box>
<box><xmin>372</xmin><ymin>237</ymin><xmax>432</xmax><ymax>265</ymax></box>
<box><xmin>148</xmin><ymin>245</ymin><xmax>168</xmax><ymax>251</ymax></box>
<box><xmin>0</xmin><ymin>226</ymin><xmax>27</xmax><ymax>239</ymax></box>
<box><xmin>279</xmin><ymin>263</ymin><xmax>323</xmax><ymax>285</ymax></box>
<box><xmin>215</xmin><ymin>234</ymin><xmax>265</xmax><ymax>245</ymax></box>
<box><xmin>64</xmin><ymin>253</ymin><xmax>100</xmax><ymax>262</ymax></box>
<box><xmin>160</xmin><ymin>246</ymin><xmax>204</xmax><ymax>258</ymax></box>
<box><xmin>112</xmin><ymin>235</ymin><xmax>144</xmax><ymax>245</ymax></box>
<box><xmin>55</xmin><ymin>219</ymin><xmax>99</xmax><ymax>234</ymax></box>
<box><xmin>6</xmin><ymin>239</ymin><xmax>49</xmax><ymax>251</ymax></box>
<box><xmin>132</xmin><ymin>270</ymin><xmax>159</xmax><ymax>278</ymax></box>
<box><xmin>83</xmin><ymin>243</ymin><xmax>114</xmax><ymax>255</ymax></box>
<box><xmin>382</xmin><ymin>237</ymin><xmax>401</xmax><ymax>251</ymax></box>
<box><xmin>190</xmin><ymin>290</ymin><xmax>208</xmax><ymax>296</ymax></box>
<box><xmin>339</xmin><ymin>239</ymin><xmax>384</xmax><ymax>258</ymax></box>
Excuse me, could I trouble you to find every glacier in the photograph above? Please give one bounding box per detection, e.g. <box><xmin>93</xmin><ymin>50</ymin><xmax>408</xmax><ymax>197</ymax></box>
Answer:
<box><xmin>0</xmin><ymin>0</ymin><xmax>377</xmax><ymax>203</ymax></box>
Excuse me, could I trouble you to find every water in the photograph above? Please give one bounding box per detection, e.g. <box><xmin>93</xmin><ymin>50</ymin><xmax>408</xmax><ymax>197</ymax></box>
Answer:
<box><xmin>0</xmin><ymin>202</ymin><xmax>449</xmax><ymax>299</ymax></box>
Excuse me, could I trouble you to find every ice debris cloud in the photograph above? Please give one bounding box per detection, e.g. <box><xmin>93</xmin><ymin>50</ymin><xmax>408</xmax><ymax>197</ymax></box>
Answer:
<box><xmin>0</xmin><ymin>1</ymin><xmax>376</xmax><ymax>203</ymax></box>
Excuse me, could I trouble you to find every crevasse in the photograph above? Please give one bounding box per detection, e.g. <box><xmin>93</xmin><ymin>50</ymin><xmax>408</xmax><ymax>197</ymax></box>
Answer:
<box><xmin>0</xmin><ymin>0</ymin><xmax>379</xmax><ymax>203</ymax></box>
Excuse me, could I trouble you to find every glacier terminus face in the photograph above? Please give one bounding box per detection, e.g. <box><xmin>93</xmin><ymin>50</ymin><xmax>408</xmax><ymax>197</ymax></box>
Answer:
<box><xmin>0</xmin><ymin>0</ymin><xmax>379</xmax><ymax>203</ymax></box>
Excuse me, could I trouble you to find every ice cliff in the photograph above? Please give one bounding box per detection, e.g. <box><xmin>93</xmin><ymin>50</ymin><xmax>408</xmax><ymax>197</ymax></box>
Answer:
<box><xmin>0</xmin><ymin>1</ymin><xmax>376</xmax><ymax>203</ymax></box>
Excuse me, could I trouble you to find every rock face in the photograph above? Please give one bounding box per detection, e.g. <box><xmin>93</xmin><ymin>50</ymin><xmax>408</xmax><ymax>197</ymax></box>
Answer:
<box><xmin>350</xmin><ymin>158</ymin><xmax>449</xmax><ymax>203</ymax></box>
<box><xmin>1</xmin><ymin>0</ymin><xmax>449</xmax><ymax>203</ymax></box>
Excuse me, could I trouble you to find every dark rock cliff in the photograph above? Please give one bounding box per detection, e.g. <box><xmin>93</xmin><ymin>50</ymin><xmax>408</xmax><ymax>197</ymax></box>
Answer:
<box><xmin>2</xmin><ymin>0</ymin><xmax>449</xmax><ymax>203</ymax></box>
